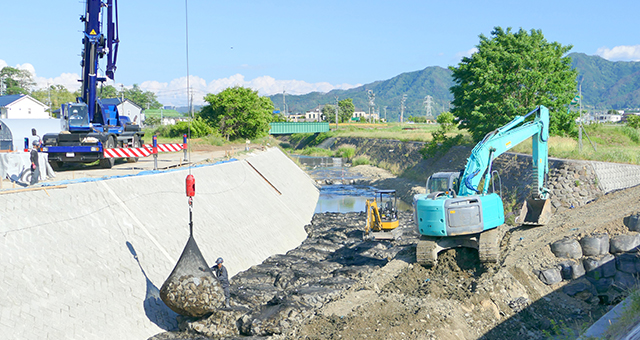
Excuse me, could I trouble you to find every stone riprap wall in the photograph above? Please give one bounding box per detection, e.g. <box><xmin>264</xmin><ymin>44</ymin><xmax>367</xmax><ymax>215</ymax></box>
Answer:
<box><xmin>0</xmin><ymin>148</ymin><xmax>318</xmax><ymax>339</ymax></box>
<box><xmin>329</xmin><ymin>137</ymin><xmax>426</xmax><ymax>173</ymax></box>
<box><xmin>327</xmin><ymin>137</ymin><xmax>640</xmax><ymax>212</ymax></box>
<box><xmin>538</xmin><ymin>214</ymin><xmax>640</xmax><ymax>304</ymax></box>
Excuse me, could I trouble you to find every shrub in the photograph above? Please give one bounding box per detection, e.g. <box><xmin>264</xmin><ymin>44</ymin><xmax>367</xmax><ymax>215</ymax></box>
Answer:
<box><xmin>336</xmin><ymin>145</ymin><xmax>356</xmax><ymax>160</ymax></box>
<box><xmin>352</xmin><ymin>155</ymin><xmax>370</xmax><ymax>166</ymax></box>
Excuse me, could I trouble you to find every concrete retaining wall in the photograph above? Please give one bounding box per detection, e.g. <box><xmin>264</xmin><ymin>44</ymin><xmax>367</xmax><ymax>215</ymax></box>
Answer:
<box><xmin>0</xmin><ymin>147</ymin><xmax>318</xmax><ymax>339</ymax></box>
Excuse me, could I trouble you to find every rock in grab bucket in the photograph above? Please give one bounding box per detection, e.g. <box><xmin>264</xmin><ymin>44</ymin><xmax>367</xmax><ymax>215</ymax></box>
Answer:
<box><xmin>160</xmin><ymin>234</ymin><xmax>224</xmax><ymax>317</ymax></box>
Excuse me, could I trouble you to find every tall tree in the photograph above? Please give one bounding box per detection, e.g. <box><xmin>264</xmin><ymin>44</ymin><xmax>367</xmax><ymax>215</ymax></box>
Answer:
<box><xmin>99</xmin><ymin>84</ymin><xmax>119</xmax><ymax>99</ymax></box>
<box><xmin>122</xmin><ymin>84</ymin><xmax>162</xmax><ymax>109</ymax></box>
<box><xmin>30</xmin><ymin>85</ymin><xmax>78</xmax><ymax>116</ymax></box>
<box><xmin>339</xmin><ymin>98</ymin><xmax>355</xmax><ymax>122</ymax></box>
<box><xmin>198</xmin><ymin>86</ymin><xmax>275</xmax><ymax>140</ymax></box>
<box><xmin>322</xmin><ymin>104</ymin><xmax>337</xmax><ymax>123</ymax></box>
<box><xmin>449</xmin><ymin>27</ymin><xmax>578</xmax><ymax>141</ymax></box>
<box><xmin>1</xmin><ymin>66</ymin><xmax>35</xmax><ymax>95</ymax></box>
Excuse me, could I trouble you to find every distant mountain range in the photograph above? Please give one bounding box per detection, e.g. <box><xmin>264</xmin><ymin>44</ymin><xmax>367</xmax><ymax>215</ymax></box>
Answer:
<box><xmin>268</xmin><ymin>53</ymin><xmax>640</xmax><ymax>122</ymax></box>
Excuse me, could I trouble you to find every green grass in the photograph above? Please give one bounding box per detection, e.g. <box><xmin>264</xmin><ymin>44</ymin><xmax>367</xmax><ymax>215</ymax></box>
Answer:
<box><xmin>510</xmin><ymin>124</ymin><xmax>640</xmax><ymax>165</ymax></box>
<box><xmin>600</xmin><ymin>287</ymin><xmax>640</xmax><ymax>339</ymax></box>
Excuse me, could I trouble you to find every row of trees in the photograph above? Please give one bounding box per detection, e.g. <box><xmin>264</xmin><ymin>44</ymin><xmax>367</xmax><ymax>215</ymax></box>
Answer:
<box><xmin>1</xmin><ymin>66</ymin><xmax>161</xmax><ymax>114</ymax></box>
<box><xmin>321</xmin><ymin>99</ymin><xmax>356</xmax><ymax>123</ymax></box>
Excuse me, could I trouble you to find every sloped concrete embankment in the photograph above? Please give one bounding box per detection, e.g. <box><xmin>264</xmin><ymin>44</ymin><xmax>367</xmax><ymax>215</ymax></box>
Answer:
<box><xmin>0</xmin><ymin>147</ymin><xmax>318</xmax><ymax>339</ymax></box>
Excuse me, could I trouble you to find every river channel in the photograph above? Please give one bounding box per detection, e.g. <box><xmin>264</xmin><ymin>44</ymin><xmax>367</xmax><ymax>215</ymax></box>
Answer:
<box><xmin>292</xmin><ymin>155</ymin><xmax>411</xmax><ymax>213</ymax></box>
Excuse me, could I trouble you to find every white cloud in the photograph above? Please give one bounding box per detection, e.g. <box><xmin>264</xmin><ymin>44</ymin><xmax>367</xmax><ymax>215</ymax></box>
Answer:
<box><xmin>5</xmin><ymin>59</ymin><xmax>358</xmax><ymax>107</ymax></box>
<box><xmin>596</xmin><ymin>45</ymin><xmax>640</xmax><ymax>62</ymax></box>
<box><xmin>455</xmin><ymin>48</ymin><xmax>478</xmax><ymax>60</ymax></box>
<box><xmin>0</xmin><ymin>59</ymin><xmax>8</xmax><ymax>69</ymax></box>
<box><xmin>141</xmin><ymin>74</ymin><xmax>360</xmax><ymax>107</ymax></box>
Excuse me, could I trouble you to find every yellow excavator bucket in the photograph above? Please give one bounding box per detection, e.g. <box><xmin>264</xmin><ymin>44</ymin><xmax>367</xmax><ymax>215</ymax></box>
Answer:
<box><xmin>518</xmin><ymin>197</ymin><xmax>552</xmax><ymax>226</ymax></box>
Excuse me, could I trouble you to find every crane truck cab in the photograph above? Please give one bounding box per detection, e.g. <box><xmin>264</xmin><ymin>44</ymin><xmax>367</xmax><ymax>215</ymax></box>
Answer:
<box><xmin>413</xmin><ymin>105</ymin><xmax>553</xmax><ymax>267</ymax></box>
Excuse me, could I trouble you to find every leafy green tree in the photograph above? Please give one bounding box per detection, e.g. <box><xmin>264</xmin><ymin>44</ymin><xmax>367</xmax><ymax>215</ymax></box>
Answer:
<box><xmin>1</xmin><ymin>66</ymin><xmax>35</xmax><ymax>95</ymax></box>
<box><xmin>627</xmin><ymin>115</ymin><xmax>640</xmax><ymax>129</ymax></box>
<box><xmin>436</xmin><ymin>111</ymin><xmax>456</xmax><ymax>132</ymax></box>
<box><xmin>323</xmin><ymin>104</ymin><xmax>337</xmax><ymax>123</ymax></box>
<box><xmin>198</xmin><ymin>86</ymin><xmax>275</xmax><ymax>140</ymax></box>
<box><xmin>339</xmin><ymin>98</ymin><xmax>355</xmax><ymax>122</ymax></box>
<box><xmin>272</xmin><ymin>112</ymin><xmax>287</xmax><ymax>122</ymax></box>
<box><xmin>144</xmin><ymin>115</ymin><xmax>160</xmax><ymax>126</ymax></box>
<box><xmin>99</xmin><ymin>84</ymin><xmax>119</xmax><ymax>99</ymax></box>
<box><xmin>449</xmin><ymin>27</ymin><xmax>578</xmax><ymax>141</ymax></box>
<box><xmin>30</xmin><ymin>85</ymin><xmax>78</xmax><ymax>116</ymax></box>
<box><xmin>122</xmin><ymin>84</ymin><xmax>162</xmax><ymax>109</ymax></box>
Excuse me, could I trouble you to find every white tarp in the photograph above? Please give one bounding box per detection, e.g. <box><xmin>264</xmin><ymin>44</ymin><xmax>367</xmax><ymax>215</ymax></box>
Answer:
<box><xmin>0</xmin><ymin>118</ymin><xmax>62</xmax><ymax>151</ymax></box>
<box><xmin>0</xmin><ymin>152</ymin><xmax>55</xmax><ymax>185</ymax></box>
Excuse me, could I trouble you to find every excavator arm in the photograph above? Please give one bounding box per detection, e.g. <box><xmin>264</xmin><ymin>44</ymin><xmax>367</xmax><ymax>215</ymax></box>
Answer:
<box><xmin>458</xmin><ymin>105</ymin><xmax>550</xmax><ymax>200</ymax></box>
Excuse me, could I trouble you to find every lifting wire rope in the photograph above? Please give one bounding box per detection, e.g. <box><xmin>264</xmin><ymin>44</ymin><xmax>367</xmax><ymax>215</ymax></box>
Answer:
<box><xmin>159</xmin><ymin>0</ymin><xmax>225</xmax><ymax>317</ymax></box>
<box><xmin>184</xmin><ymin>0</ymin><xmax>194</xmax><ymax>235</ymax></box>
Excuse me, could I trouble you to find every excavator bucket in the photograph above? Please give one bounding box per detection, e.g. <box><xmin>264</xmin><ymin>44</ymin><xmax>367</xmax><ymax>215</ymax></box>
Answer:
<box><xmin>518</xmin><ymin>197</ymin><xmax>552</xmax><ymax>226</ymax></box>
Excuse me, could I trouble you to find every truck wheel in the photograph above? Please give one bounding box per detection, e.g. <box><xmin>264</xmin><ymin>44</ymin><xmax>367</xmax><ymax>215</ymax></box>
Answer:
<box><xmin>100</xmin><ymin>137</ymin><xmax>116</xmax><ymax>168</ymax></box>
<box><xmin>127</xmin><ymin>135</ymin><xmax>141</xmax><ymax>163</ymax></box>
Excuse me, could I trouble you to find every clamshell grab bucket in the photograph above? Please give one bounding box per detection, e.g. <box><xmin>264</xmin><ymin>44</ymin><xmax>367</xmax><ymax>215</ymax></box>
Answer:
<box><xmin>517</xmin><ymin>197</ymin><xmax>552</xmax><ymax>226</ymax></box>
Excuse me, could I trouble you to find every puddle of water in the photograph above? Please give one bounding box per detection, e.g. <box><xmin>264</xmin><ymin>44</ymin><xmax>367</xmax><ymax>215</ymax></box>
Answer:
<box><xmin>292</xmin><ymin>155</ymin><xmax>412</xmax><ymax>214</ymax></box>
<box><xmin>315</xmin><ymin>184</ymin><xmax>378</xmax><ymax>214</ymax></box>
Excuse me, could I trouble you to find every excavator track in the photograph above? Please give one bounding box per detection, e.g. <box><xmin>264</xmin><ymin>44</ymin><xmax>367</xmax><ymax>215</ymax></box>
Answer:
<box><xmin>478</xmin><ymin>225</ymin><xmax>506</xmax><ymax>264</ymax></box>
<box><xmin>416</xmin><ymin>237</ymin><xmax>439</xmax><ymax>267</ymax></box>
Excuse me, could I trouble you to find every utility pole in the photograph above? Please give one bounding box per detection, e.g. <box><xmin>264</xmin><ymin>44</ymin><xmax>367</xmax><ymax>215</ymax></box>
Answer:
<box><xmin>282</xmin><ymin>88</ymin><xmax>286</xmax><ymax>116</ymax></box>
<box><xmin>384</xmin><ymin>106</ymin><xmax>387</xmax><ymax>122</ymax></box>
<box><xmin>120</xmin><ymin>84</ymin><xmax>124</xmax><ymax>102</ymax></box>
<box><xmin>47</xmin><ymin>83</ymin><xmax>52</xmax><ymax>116</ymax></box>
<box><xmin>335</xmin><ymin>96</ymin><xmax>339</xmax><ymax>130</ymax></box>
<box><xmin>0</xmin><ymin>76</ymin><xmax>5</xmax><ymax>96</ymax></box>
<box><xmin>578</xmin><ymin>82</ymin><xmax>583</xmax><ymax>152</ymax></box>
<box><xmin>400</xmin><ymin>94</ymin><xmax>407</xmax><ymax>123</ymax></box>
<box><xmin>367</xmin><ymin>90</ymin><xmax>375</xmax><ymax>123</ymax></box>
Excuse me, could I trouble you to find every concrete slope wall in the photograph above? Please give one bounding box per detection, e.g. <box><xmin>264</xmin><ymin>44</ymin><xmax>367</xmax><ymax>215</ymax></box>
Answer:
<box><xmin>0</xmin><ymin>147</ymin><xmax>318</xmax><ymax>339</ymax></box>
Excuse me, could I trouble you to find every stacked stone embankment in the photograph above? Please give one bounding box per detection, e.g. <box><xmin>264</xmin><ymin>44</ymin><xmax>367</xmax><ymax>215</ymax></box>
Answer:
<box><xmin>324</xmin><ymin>137</ymin><xmax>640</xmax><ymax>212</ymax></box>
<box><xmin>538</xmin><ymin>214</ymin><xmax>640</xmax><ymax>306</ymax></box>
<box><xmin>0</xmin><ymin>147</ymin><xmax>318</xmax><ymax>339</ymax></box>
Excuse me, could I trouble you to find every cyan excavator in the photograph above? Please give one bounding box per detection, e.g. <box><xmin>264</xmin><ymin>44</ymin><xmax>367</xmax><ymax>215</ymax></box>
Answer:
<box><xmin>412</xmin><ymin>105</ymin><xmax>552</xmax><ymax>266</ymax></box>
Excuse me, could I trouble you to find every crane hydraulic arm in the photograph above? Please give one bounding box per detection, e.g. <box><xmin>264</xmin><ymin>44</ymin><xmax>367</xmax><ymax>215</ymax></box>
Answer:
<box><xmin>78</xmin><ymin>0</ymin><xmax>119</xmax><ymax>131</ymax></box>
<box><xmin>42</xmin><ymin>0</ymin><xmax>144</xmax><ymax>169</ymax></box>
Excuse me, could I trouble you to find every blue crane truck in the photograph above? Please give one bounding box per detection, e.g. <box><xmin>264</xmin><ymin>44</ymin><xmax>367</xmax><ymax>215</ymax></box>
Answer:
<box><xmin>412</xmin><ymin>105</ymin><xmax>552</xmax><ymax>266</ymax></box>
<box><xmin>41</xmin><ymin>0</ymin><xmax>144</xmax><ymax>169</ymax></box>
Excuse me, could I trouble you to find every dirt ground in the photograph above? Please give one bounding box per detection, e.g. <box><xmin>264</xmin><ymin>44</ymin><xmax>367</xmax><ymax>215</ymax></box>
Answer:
<box><xmin>290</xmin><ymin>164</ymin><xmax>640</xmax><ymax>340</ymax></box>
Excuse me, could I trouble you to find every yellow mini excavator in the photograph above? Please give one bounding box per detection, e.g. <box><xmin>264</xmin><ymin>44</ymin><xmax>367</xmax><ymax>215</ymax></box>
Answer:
<box><xmin>364</xmin><ymin>189</ymin><xmax>401</xmax><ymax>240</ymax></box>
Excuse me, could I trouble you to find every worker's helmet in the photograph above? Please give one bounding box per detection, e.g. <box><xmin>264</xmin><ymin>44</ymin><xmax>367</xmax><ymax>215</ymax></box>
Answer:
<box><xmin>32</xmin><ymin>140</ymin><xmax>39</xmax><ymax>146</ymax></box>
<box><xmin>216</xmin><ymin>257</ymin><xmax>224</xmax><ymax>264</ymax></box>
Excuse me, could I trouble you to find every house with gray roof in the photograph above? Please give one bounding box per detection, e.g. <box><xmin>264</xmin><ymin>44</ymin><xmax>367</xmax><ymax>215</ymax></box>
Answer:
<box><xmin>0</xmin><ymin>94</ymin><xmax>49</xmax><ymax>119</ymax></box>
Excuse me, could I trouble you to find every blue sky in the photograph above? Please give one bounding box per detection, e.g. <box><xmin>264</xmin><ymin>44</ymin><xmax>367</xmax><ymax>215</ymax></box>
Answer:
<box><xmin>1</xmin><ymin>0</ymin><xmax>639</xmax><ymax>106</ymax></box>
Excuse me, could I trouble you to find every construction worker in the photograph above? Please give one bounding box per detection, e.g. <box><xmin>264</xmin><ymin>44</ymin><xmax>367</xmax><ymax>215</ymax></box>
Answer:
<box><xmin>211</xmin><ymin>257</ymin><xmax>230</xmax><ymax>308</ymax></box>
<box><xmin>30</xmin><ymin>140</ymin><xmax>40</xmax><ymax>185</ymax></box>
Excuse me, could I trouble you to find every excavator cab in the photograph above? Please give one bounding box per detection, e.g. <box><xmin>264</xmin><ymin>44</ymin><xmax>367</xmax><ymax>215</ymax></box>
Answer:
<box><xmin>364</xmin><ymin>189</ymin><xmax>400</xmax><ymax>240</ymax></box>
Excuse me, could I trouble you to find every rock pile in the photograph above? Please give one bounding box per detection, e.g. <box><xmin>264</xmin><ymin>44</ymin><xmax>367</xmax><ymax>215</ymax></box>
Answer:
<box><xmin>538</xmin><ymin>214</ymin><xmax>640</xmax><ymax>304</ymax></box>
<box><xmin>153</xmin><ymin>211</ymin><xmax>416</xmax><ymax>338</ymax></box>
<box><xmin>160</xmin><ymin>235</ymin><xmax>225</xmax><ymax>317</ymax></box>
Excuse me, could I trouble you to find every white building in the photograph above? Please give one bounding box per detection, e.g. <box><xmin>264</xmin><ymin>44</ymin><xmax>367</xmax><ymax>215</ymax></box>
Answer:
<box><xmin>305</xmin><ymin>106</ymin><xmax>325</xmax><ymax>122</ymax></box>
<box><xmin>0</xmin><ymin>94</ymin><xmax>49</xmax><ymax>119</ymax></box>
<box><xmin>352</xmin><ymin>109</ymin><xmax>379</xmax><ymax>122</ymax></box>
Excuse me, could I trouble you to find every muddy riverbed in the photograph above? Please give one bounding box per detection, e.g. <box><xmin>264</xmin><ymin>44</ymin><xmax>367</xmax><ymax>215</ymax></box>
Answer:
<box><xmin>151</xmin><ymin>162</ymin><xmax>640</xmax><ymax>340</ymax></box>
